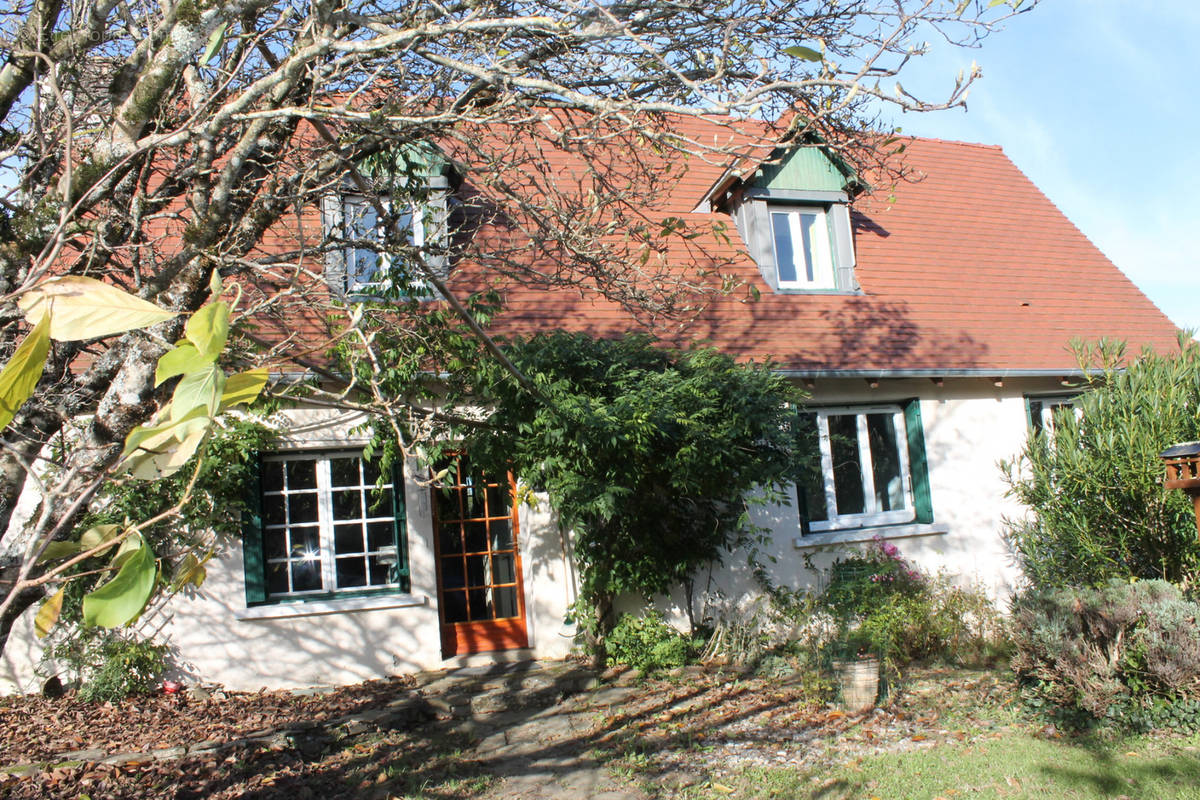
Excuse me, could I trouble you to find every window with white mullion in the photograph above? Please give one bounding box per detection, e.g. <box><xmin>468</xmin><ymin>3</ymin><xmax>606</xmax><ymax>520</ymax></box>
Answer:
<box><xmin>806</xmin><ymin>405</ymin><xmax>916</xmax><ymax>532</ymax></box>
<box><xmin>315</xmin><ymin>459</ymin><xmax>338</xmax><ymax>592</ymax></box>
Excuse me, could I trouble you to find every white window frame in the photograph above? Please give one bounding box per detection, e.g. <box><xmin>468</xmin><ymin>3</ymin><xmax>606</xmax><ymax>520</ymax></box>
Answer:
<box><xmin>341</xmin><ymin>194</ymin><xmax>428</xmax><ymax>295</ymax></box>
<box><xmin>806</xmin><ymin>404</ymin><xmax>915</xmax><ymax>532</ymax></box>
<box><xmin>770</xmin><ymin>205</ymin><xmax>836</xmax><ymax>290</ymax></box>
<box><xmin>260</xmin><ymin>451</ymin><xmax>402</xmax><ymax>599</ymax></box>
<box><xmin>1028</xmin><ymin>393</ymin><xmax>1083</xmax><ymax>437</ymax></box>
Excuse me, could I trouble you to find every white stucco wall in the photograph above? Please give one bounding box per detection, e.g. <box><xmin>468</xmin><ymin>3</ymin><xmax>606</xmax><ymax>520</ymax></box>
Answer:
<box><xmin>3</xmin><ymin>378</ymin><xmax>1051</xmax><ymax>692</ymax></box>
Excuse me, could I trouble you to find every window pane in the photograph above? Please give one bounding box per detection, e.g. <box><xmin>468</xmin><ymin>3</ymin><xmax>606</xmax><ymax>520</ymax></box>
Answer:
<box><xmin>263</xmin><ymin>529</ymin><xmax>286</xmax><ymax>560</ymax></box>
<box><xmin>362</xmin><ymin>459</ymin><xmax>382</xmax><ymax>485</ymax></box>
<box><xmin>330</xmin><ymin>457</ymin><xmax>360</xmax><ymax>487</ymax></box>
<box><xmin>264</xmin><ymin>500</ymin><xmax>286</xmax><ymax>527</ymax></box>
<box><xmin>794</xmin><ymin>413</ymin><xmax>828</xmax><ymax>523</ymax></box>
<box><xmin>291</xmin><ymin>560</ymin><xmax>322</xmax><ymax>592</ymax></box>
<box><xmin>334</xmin><ymin>522</ymin><xmax>364</xmax><ymax>554</ymax></box>
<box><xmin>288</xmin><ymin>492</ymin><xmax>318</xmax><ymax>524</ymax></box>
<box><xmin>368</xmin><ymin>555</ymin><xmax>394</xmax><ymax>586</ymax></box>
<box><xmin>285</xmin><ymin>460</ymin><xmax>316</xmax><ymax>490</ymax></box>
<box><xmin>464</xmin><ymin>479</ymin><xmax>486</xmax><ymax>517</ymax></box>
<box><xmin>332</xmin><ymin>489</ymin><xmax>362</xmax><ymax>520</ymax></box>
<box><xmin>367</xmin><ymin>521</ymin><xmax>394</xmax><ymax>551</ymax></box>
<box><xmin>798</xmin><ymin>212</ymin><xmax>819</xmax><ymax>282</ymax></box>
<box><xmin>267</xmin><ymin>563</ymin><xmax>290</xmax><ymax>595</ymax></box>
<box><xmin>486</xmin><ymin>484</ymin><xmax>509</xmax><ymax>517</ymax></box>
<box><xmin>261</xmin><ymin>461</ymin><xmax>284</xmax><ymax>493</ymax></box>
<box><xmin>828</xmin><ymin>414</ymin><xmax>865</xmax><ymax>516</ymax></box>
<box><xmin>336</xmin><ymin>556</ymin><xmax>367</xmax><ymax>589</ymax></box>
<box><xmin>772</xmin><ymin>212</ymin><xmax>798</xmax><ymax>283</ymax></box>
<box><xmin>365</xmin><ymin>487</ymin><xmax>393</xmax><ymax>516</ymax></box>
<box><xmin>867</xmin><ymin>413</ymin><xmax>906</xmax><ymax>512</ymax></box>
<box><xmin>289</xmin><ymin>525</ymin><xmax>320</xmax><ymax>557</ymax></box>
<box><xmin>435</xmin><ymin>487</ymin><xmax>461</xmax><ymax>521</ymax></box>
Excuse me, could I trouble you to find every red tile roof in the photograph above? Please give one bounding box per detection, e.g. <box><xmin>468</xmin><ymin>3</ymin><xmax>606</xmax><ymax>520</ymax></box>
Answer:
<box><xmin>474</xmin><ymin>132</ymin><xmax>1180</xmax><ymax>374</ymax></box>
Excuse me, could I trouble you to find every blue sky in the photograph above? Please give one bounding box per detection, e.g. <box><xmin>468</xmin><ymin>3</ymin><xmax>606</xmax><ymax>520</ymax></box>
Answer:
<box><xmin>882</xmin><ymin>0</ymin><xmax>1198</xmax><ymax>331</ymax></box>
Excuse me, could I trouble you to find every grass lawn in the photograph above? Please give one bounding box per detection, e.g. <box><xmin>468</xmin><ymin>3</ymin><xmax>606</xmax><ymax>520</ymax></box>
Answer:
<box><xmin>705</xmin><ymin>731</ymin><xmax>1200</xmax><ymax>799</ymax></box>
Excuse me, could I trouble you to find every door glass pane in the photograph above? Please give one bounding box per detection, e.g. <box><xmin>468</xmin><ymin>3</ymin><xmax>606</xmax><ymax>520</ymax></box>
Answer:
<box><xmin>867</xmin><ymin>413</ymin><xmax>906</xmax><ymax>512</ymax></box>
<box><xmin>332</xmin><ymin>489</ymin><xmax>361</xmax><ymax>520</ymax></box>
<box><xmin>492</xmin><ymin>553</ymin><xmax>515</xmax><ymax>584</ymax></box>
<box><xmin>264</xmin><ymin>500</ymin><xmax>286</xmax><ymax>526</ymax></box>
<box><xmin>288</xmin><ymin>492</ymin><xmax>318</xmax><ymax>523</ymax></box>
<box><xmin>828</xmin><ymin>414</ymin><xmax>865</xmax><ymax>516</ymax></box>
<box><xmin>440</xmin><ymin>556</ymin><xmax>465</xmax><ymax>589</ymax></box>
<box><xmin>468</xmin><ymin>589</ymin><xmax>493</xmax><ymax>621</ymax></box>
<box><xmin>439</xmin><ymin>524</ymin><xmax>464</xmax><ymax>555</ymax></box>
<box><xmin>466</xmin><ymin>554</ymin><xmax>489</xmax><ymax>587</ymax></box>
<box><xmin>264</xmin><ymin>529</ymin><xmax>286</xmax><ymax>560</ymax></box>
<box><xmin>443</xmin><ymin>590</ymin><xmax>468</xmax><ymax>623</ymax></box>
<box><xmin>464</xmin><ymin>520</ymin><xmax>488</xmax><ymax>552</ymax></box>
<box><xmin>435</xmin><ymin>487</ymin><xmax>461</xmax><ymax>521</ymax></box>
<box><xmin>486</xmin><ymin>484</ymin><xmax>509</xmax><ymax>517</ymax></box>
<box><xmin>365</xmin><ymin>487</ymin><xmax>393</xmax><ymax>516</ymax></box>
<box><xmin>494</xmin><ymin>587</ymin><xmax>518</xmax><ymax>619</ymax></box>
<box><xmin>262</xmin><ymin>461</ymin><xmax>284</xmax><ymax>493</ymax></box>
<box><xmin>290</xmin><ymin>525</ymin><xmax>320</xmax><ymax>557</ymax></box>
<box><xmin>367</xmin><ymin>521</ymin><xmax>394</xmax><ymax>551</ymax></box>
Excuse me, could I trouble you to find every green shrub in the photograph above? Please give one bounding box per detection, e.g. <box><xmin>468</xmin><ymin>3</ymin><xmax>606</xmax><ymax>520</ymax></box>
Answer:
<box><xmin>606</xmin><ymin>610</ymin><xmax>700</xmax><ymax>672</ymax></box>
<box><xmin>821</xmin><ymin>537</ymin><xmax>1005</xmax><ymax>666</ymax></box>
<box><xmin>1011</xmin><ymin>579</ymin><xmax>1200</xmax><ymax>728</ymax></box>
<box><xmin>46</xmin><ymin>629</ymin><xmax>169</xmax><ymax>702</ymax></box>
<box><xmin>1003</xmin><ymin>337</ymin><xmax>1200</xmax><ymax>588</ymax></box>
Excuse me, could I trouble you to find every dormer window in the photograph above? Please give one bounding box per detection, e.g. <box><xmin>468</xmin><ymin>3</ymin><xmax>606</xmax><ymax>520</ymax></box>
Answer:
<box><xmin>341</xmin><ymin>195</ymin><xmax>426</xmax><ymax>294</ymax></box>
<box><xmin>771</xmin><ymin>206</ymin><xmax>836</xmax><ymax>290</ymax></box>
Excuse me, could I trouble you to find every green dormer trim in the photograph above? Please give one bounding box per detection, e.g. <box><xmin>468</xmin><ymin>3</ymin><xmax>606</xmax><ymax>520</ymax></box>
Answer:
<box><xmin>753</xmin><ymin>144</ymin><xmax>854</xmax><ymax>194</ymax></box>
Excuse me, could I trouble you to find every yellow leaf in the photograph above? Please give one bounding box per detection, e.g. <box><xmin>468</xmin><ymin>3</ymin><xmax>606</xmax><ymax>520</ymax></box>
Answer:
<box><xmin>218</xmin><ymin>368</ymin><xmax>268</xmax><ymax>411</ymax></box>
<box><xmin>711</xmin><ymin>784</ymin><xmax>735</xmax><ymax>794</ymax></box>
<box><xmin>184</xmin><ymin>301</ymin><xmax>230</xmax><ymax>358</ymax></box>
<box><xmin>0</xmin><ymin>315</ymin><xmax>50</xmax><ymax>429</ymax></box>
<box><xmin>121</xmin><ymin>407</ymin><xmax>212</xmax><ymax>480</ymax></box>
<box><xmin>79</xmin><ymin>524</ymin><xmax>122</xmax><ymax>550</ymax></box>
<box><xmin>34</xmin><ymin>586</ymin><xmax>65</xmax><ymax>638</ymax></box>
<box><xmin>19</xmin><ymin>276</ymin><xmax>177</xmax><ymax>341</ymax></box>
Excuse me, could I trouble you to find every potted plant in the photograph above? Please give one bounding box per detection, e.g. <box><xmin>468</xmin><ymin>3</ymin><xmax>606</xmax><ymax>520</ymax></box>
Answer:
<box><xmin>830</xmin><ymin>627</ymin><xmax>880</xmax><ymax>711</ymax></box>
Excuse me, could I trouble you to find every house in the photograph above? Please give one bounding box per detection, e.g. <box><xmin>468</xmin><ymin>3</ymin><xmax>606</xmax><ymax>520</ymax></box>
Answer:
<box><xmin>0</xmin><ymin>119</ymin><xmax>1181</xmax><ymax>692</ymax></box>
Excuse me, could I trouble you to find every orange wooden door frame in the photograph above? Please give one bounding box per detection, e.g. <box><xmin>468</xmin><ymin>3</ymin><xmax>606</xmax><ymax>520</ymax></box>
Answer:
<box><xmin>431</xmin><ymin>463</ymin><xmax>528</xmax><ymax>658</ymax></box>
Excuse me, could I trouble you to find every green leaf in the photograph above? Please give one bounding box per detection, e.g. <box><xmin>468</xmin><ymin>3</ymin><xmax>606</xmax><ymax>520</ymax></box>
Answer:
<box><xmin>34</xmin><ymin>587</ymin><xmax>64</xmax><ymax>639</ymax></box>
<box><xmin>0</xmin><ymin>315</ymin><xmax>50</xmax><ymax>430</ymax></box>
<box><xmin>218</xmin><ymin>368</ymin><xmax>268</xmax><ymax>411</ymax></box>
<box><xmin>36</xmin><ymin>540</ymin><xmax>80</xmax><ymax>564</ymax></box>
<box><xmin>987</xmin><ymin>0</ymin><xmax>1008</xmax><ymax>6</ymax></box>
<box><xmin>184</xmin><ymin>301</ymin><xmax>230</xmax><ymax>359</ymax></box>
<box><xmin>18</xmin><ymin>277</ymin><xmax>177</xmax><ymax>341</ymax></box>
<box><xmin>154</xmin><ymin>341</ymin><xmax>215</xmax><ymax>387</ymax></box>
<box><xmin>170</xmin><ymin>364</ymin><xmax>225</xmax><ymax>422</ymax></box>
<box><xmin>782</xmin><ymin>45</ymin><xmax>823</xmax><ymax>62</ymax></box>
<box><xmin>79</xmin><ymin>524</ymin><xmax>122</xmax><ymax>551</ymax></box>
<box><xmin>82</xmin><ymin>536</ymin><xmax>157</xmax><ymax>628</ymax></box>
<box><xmin>202</xmin><ymin>21</ymin><xmax>228</xmax><ymax>65</ymax></box>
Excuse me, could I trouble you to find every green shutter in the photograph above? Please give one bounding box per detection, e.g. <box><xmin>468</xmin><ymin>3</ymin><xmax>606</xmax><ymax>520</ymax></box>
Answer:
<box><xmin>390</xmin><ymin>462</ymin><xmax>411</xmax><ymax>593</ymax></box>
<box><xmin>242</xmin><ymin>454</ymin><xmax>267</xmax><ymax>605</ymax></box>
<box><xmin>904</xmin><ymin>399</ymin><xmax>934</xmax><ymax>524</ymax></box>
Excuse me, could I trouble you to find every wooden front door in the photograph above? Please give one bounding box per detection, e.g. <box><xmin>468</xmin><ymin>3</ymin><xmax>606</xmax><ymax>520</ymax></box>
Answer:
<box><xmin>432</xmin><ymin>460</ymin><xmax>528</xmax><ymax>658</ymax></box>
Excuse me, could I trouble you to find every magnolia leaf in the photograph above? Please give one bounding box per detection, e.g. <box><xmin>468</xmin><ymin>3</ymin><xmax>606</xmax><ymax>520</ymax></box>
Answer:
<box><xmin>110</xmin><ymin>533</ymin><xmax>146</xmax><ymax>572</ymax></box>
<box><xmin>170</xmin><ymin>365</ymin><xmax>225</xmax><ymax>422</ymax></box>
<box><xmin>184</xmin><ymin>301</ymin><xmax>230</xmax><ymax>359</ymax></box>
<box><xmin>36</xmin><ymin>540</ymin><xmax>80</xmax><ymax>564</ymax></box>
<box><xmin>155</xmin><ymin>342</ymin><xmax>214</xmax><ymax>387</ymax></box>
<box><xmin>218</xmin><ymin>368</ymin><xmax>268</xmax><ymax>411</ymax></box>
<box><xmin>0</xmin><ymin>315</ymin><xmax>50</xmax><ymax>430</ymax></box>
<box><xmin>208</xmin><ymin>269</ymin><xmax>223</xmax><ymax>298</ymax></box>
<box><xmin>18</xmin><ymin>277</ymin><xmax>177</xmax><ymax>341</ymax></box>
<box><xmin>82</xmin><ymin>537</ymin><xmax>157</xmax><ymax>628</ymax></box>
<box><xmin>34</xmin><ymin>587</ymin><xmax>65</xmax><ymax>639</ymax></box>
<box><xmin>121</xmin><ymin>406</ymin><xmax>212</xmax><ymax>479</ymax></box>
<box><xmin>782</xmin><ymin>45</ymin><xmax>823</xmax><ymax>61</ymax></box>
<box><xmin>79</xmin><ymin>524</ymin><xmax>122</xmax><ymax>551</ymax></box>
<box><xmin>202</xmin><ymin>21</ymin><xmax>228</xmax><ymax>65</ymax></box>
<box><xmin>170</xmin><ymin>553</ymin><xmax>208</xmax><ymax>592</ymax></box>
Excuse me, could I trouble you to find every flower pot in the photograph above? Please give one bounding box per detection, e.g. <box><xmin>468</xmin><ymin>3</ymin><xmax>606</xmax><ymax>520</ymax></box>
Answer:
<box><xmin>833</xmin><ymin>657</ymin><xmax>880</xmax><ymax>711</ymax></box>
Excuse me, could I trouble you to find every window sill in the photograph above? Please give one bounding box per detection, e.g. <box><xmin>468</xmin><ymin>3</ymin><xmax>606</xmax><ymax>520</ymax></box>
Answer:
<box><xmin>792</xmin><ymin>522</ymin><xmax>949</xmax><ymax>550</ymax></box>
<box><xmin>236</xmin><ymin>593</ymin><xmax>427</xmax><ymax>621</ymax></box>
<box><xmin>773</xmin><ymin>287</ymin><xmax>863</xmax><ymax>296</ymax></box>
